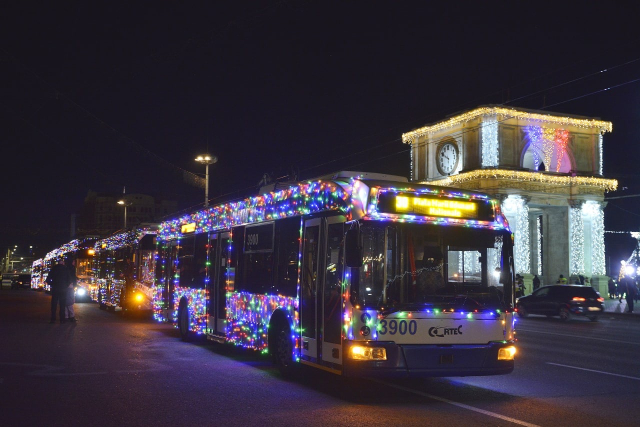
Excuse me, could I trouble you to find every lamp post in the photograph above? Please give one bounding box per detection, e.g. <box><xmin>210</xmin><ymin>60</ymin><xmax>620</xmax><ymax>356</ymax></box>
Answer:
<box><xmin>195</xmin><ymin>154</ymin><xmax>218</xmax><ymax>207</ymax></box>
<box><xmin>117</xmin><ymin>199</ymin><xmax>132</xmax><ymax>228</ymax></box>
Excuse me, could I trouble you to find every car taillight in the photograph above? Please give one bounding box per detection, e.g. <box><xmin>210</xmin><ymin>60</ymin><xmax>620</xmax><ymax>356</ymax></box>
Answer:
<box><xmin>597</xmin><ymin>297</ymin><xmax>604</xmax><ymax>302</ymax></box>
<box><xmin>572</xmin><ymin>297</ymin><xmax>586</xmax><ymax>302</ymax></box>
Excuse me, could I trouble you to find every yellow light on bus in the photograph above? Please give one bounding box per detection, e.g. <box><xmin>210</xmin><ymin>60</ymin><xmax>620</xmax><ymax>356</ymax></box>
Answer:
<box><xmin>498</xmin><ymin>346</ymin><xmax>516</xmax><ymax>361</ymax></box>
<box><xmin>181</xmin><ymin>223</ymin><xmax>196</xmax><ymax>234</ymax></box>
<box><xmin>395</xmin><ymin>195</ymin><xmax>478</xmax><ymax>218</ymax></box>
<box><xmin>350</xmin><ymin>345</ymin><xmax>387</xmax><ymax>361</ymax></box>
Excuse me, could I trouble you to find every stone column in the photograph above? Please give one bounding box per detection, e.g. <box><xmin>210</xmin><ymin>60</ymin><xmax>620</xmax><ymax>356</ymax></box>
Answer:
<box><xmin>569</xmin><ymin>200</ymin><xmax>585</xmax><ymax>282</ymax></box>
<box><xmin>502</xmin><ymin>195</ymin><xmax>531</xmax><ymax>276</ymax></box>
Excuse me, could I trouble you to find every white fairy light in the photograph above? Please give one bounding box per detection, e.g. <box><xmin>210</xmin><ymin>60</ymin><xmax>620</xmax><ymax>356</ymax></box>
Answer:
<box><xmin>583</xmin><ymin>201</ymin><xmax>605</xmax><ymax>275</ymax></box>
<box><xmin>481</xmin><ymin>115</ymin><xmax>499</xmax><ymax>167</ymax></box>
<box><xmin>503</xmin><ymin>195</ymin><xmax>530</xmax><ymax>274</ymax></box>
<box><xmin>570</xmin><ymin>205</ymin><xmax>585</xmax><ymax>276</ymax></box>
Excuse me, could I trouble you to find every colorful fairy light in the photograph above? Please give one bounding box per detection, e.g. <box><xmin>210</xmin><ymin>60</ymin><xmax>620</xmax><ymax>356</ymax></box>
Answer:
<box><xmin>159</xmin><ymin>180</ymin><xmax>350</xmax><ymax>240</ymax></box>
<box><xmin>226</xmin><ymin>292</ymin><xmax>298</xmax><ymax>352</ymax></box>
<box><xmin>524</xmin><ymin>126</ymin><xmax>571</xmax><ymax>173</ymax></box>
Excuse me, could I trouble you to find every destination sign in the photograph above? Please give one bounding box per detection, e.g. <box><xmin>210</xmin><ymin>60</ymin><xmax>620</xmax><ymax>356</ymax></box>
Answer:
<box><xmin>376</xmin><ymin>193</ymin><xmax>493</xmax><ymax>221</ymax></box>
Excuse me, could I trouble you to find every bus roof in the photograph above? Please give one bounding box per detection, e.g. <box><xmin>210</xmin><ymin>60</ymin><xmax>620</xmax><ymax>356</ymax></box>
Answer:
<box><xmin>158</xmin><ymin>174</ymin><xmax>510</xmax><ymax>241</ymax></box>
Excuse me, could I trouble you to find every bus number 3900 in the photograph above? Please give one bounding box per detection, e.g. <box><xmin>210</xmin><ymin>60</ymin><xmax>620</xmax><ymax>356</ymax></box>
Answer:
<box><xmin>378</xmin><ymin>319</ymin><xmax>417</xmax><ymax>335</ymax></box>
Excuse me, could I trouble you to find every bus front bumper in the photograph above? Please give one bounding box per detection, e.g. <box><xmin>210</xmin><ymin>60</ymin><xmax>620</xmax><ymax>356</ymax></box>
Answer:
<box><xmin>343</xmin><ymin>341</ymin><xmax>515</xmax><ymax>378</ymax></box>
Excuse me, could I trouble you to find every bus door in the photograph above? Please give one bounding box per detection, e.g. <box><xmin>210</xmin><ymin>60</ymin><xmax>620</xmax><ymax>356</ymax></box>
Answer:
<box><xmin>301</xmin><ymin>218</ymin><xmax>321</xmax><ymax>360</ymax></box>
<box><xmin>301</xmin><ymin>217</ymin><xmax>345</xmax><ymax>365</ymax></box>
<box><xmin>207</xmin><ymin>232</ymin><xmax>229</xmax><ymax>335</ymax></box>
<box><xmin>158</xmin><ymin>241</ymin><xmax>179</xmax><ymax>318</ymax></box>
<box><xmin>321</xmin><ymin>218</ymin><xmax>344</xmax><ymax>365</ymax></box>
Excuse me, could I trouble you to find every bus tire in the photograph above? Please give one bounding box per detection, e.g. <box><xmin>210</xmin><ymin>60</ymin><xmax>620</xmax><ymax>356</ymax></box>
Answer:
<box><xmin>178</xmin><ymin>298</ymin><xmax>190</xmax><ymax>342</ymax></box>
<box><xmin>271</xmin><ymin>319</ymin><xmax>295</xmax><ymax>376</ymax></box>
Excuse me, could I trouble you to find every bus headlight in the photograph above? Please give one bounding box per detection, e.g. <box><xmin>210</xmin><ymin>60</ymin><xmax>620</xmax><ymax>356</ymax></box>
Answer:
<box><xmin>498</xmin><ymin>346</ymin><xmax>516</xmax><ymax>361</ymax></box>
<box><xmin>349</xmin><ymin>345</ymin><xmax>387</xmax><ymax>361</ymax></box>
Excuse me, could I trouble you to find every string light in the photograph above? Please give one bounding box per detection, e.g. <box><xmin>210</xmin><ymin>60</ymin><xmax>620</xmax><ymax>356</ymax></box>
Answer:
<box><xmin>159</xmin><ymin>180</ymin><xmax>350</xmax><ymax>240</ymax></box>
<box><xmin>570</xmin><ymin>204</ymin><xmax>585</xmax><ymax>276</ymax></box>
<box><xmin>402</xmin><ymin>106</ymin><xmax>612</xmax><ymax>142</ymax></box>
<box><xmin>427</xmin><ymin>169</ymin><xmax>617</xmax><ymax>191</ymax></box>
<box><xmin>481</xmin><ymin>115</ymin><xmax>499</xmax><ymax>167</ymax></box>
<box><xmin>583</xmin><ymin>201</ymin><xmax>605</xmax><ymax>275</ymax></box>
<box><xmin>502</xmin><ymin>195</ymin><xmax>530</xmax><ymax>274</ymax></box>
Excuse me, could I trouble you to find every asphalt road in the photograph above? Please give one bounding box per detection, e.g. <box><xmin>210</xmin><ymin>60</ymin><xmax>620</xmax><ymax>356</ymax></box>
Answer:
<box><xmin>1</xmin><ymin>288</ymin><xmax>639</xmax><ymax>426</ymax></box>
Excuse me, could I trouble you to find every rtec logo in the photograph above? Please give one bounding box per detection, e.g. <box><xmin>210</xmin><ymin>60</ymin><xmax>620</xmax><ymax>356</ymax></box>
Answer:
<box><xmin>428</xmin><ymin>325</ymin><xmax>463</xmax><ymax>337</ymax></box>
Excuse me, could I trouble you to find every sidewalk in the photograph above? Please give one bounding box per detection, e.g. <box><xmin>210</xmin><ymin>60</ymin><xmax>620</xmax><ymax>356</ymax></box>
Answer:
<box><xmin>603</xmin><ymin>297</ymin><xmax>640</xmax><ymax>317</ymax></box>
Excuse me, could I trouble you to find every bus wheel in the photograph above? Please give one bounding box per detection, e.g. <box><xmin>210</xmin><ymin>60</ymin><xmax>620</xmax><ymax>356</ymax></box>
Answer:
<box><xmin>272</xmin><ymin>321</ymin><xmax>295</xmax><ymax>375</ymax></box>
<box><xmin>178</xmin><ymin>299</ymin><xmax>190</xmax><ymax>342</ymax></box>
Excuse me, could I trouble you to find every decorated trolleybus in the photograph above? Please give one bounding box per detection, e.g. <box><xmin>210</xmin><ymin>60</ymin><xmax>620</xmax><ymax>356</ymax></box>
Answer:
<box><xmin>93</xmin><ymin>227</ymin><xmax>157</xmax><ymax>312</ymax></box>
<box><xmin>31</xmin><ymin>238</ymin><xmax>96</xmax><ymax>298</ymax></box>
<box><xmin>154</xmin><ymin>172</ymin><xmax>516</xmax><ymax>377</ymax></box>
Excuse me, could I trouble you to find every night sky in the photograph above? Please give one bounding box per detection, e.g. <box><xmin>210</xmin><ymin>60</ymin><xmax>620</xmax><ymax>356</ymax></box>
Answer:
<box><xmin>2</xmin><ymin>2</ymin><xmax>640</xmax><ymax>271</ymax></box>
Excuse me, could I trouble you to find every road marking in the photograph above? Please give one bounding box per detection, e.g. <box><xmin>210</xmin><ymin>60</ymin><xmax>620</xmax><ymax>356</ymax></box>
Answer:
<box><xmin>516</xmin><ymin>328</ymin><xmax>640</xmax><ymax>346</ymax></box>
<box><xmin>0</xmin><ymin>361</ymin><xmax>169</xmax><ymax>377</ymax></box>
<box><xmin>547</xmin><ymin>362</ymin><xmax>640</xmax><ymax>381</ymax></box>
<box><xmin>372</xmin><ymin>379</ymin><xmax>540</xmax><ymax>427</ymax></box>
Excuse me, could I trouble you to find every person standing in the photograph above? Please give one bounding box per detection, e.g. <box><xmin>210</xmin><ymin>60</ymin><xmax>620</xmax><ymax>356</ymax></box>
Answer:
<box><xmin>618</xmin><ymin>277</ymin><xmax>627</xmax><ymax>303</ymax></box>
<box><xmin>608</xmin><ymin>277</ymin><xmax>616</xmax><ymax>299</ymax></box>
<box><xmin>46</xmin><ymin>258</ymin><xmax>71</xmax><ymax>323</ymax></box>
<box><xmin>533</xmin><ymin>274</ymin><xmax>541</xmax><ymax>291</ymax></box>
<box><xmin>65</xmin><ymin>257</ymin><xmax>78</xmax><ymax>322</ymax></box>
<box><xmin>625</xmin><ymin>277</ymin><xmax>636</xmax><ymax>313</ymax></box>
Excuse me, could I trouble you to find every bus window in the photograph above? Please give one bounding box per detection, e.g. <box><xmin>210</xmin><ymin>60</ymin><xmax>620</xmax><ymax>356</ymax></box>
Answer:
<box><xmin>354</xmin><ymin>222</ymin><xmax>504</xmax><ymax>309</ymax></box>
<box><xmin>358</xmin><ymin>225</ymin><xmax>385</xmax><ymax>306</ymax></box>
<box><xmin>238</xmin><ymin>223</ymin><xmax>274</xmax><ymax>295</ymax></box>
<box><xmin>275</xmin><ymin>217</ymin><xmax>300</xmax><ymax>297</ymax></box>
<box><xmin>323</xmin><ymin>222</ymin><xmax>343</xmax><ymax>344</ymax></box>
<box><xmin>447</xmin><ymin>249</ymin><xmax>482</xmax><ymax>285</ymax></box>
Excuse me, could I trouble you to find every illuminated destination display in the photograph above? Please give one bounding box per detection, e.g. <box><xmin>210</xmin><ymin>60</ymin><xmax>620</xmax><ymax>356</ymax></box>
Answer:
<box><xmin>375</xmin><ymin>192</ymin><xmax>494</xmax><ymax>221</ymax></box>
<box><xmin>395</xmin><ymin>196</ymin><xmax>477</xmax><ymax>218</ymax></box>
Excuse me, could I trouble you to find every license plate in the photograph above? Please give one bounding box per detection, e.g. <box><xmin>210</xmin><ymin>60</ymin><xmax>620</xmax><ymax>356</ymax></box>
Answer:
<box><xmin>588</xmin><ymin>307</ymin><xmax>601</xmax><ymax>311</ymax></box>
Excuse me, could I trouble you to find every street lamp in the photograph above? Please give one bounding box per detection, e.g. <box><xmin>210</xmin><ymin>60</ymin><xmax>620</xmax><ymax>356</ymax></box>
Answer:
<box><xmin>195</xmin><ymin>154</ymin><xmax>218</xmax><ymax>207</ymax></box>
<box><xmin>117</xmin><ymin>199</ymin><xmax>132</xmax><ymax>228</ymax></box>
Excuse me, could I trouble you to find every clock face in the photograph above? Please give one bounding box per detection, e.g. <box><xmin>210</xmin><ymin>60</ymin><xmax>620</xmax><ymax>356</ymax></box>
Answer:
<box><xmin>437</xmin><ymin>142</ymin><xmax>458</xmax><ymax>175</ymax></box>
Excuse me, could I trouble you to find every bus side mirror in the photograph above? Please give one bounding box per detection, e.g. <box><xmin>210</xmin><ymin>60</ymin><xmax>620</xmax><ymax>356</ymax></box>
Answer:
<box><xmin>345</xmin><ymin>228</ymin><xmax>363</xmax><ymax>268</ymax></box>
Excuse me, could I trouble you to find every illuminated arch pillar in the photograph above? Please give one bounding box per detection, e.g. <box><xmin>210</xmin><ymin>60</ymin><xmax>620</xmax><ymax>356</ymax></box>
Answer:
<box><xmin>502</xmin><ymin>195</ymin><xmax>530</xmax><ymax>275</ymax></box>
<box><xmin>581</xmin><ymin>201</ymin><xmax>605</xmax><ymax>276</ymax></box>
<box><xmin>569</xmin><ymin>200</ymin><xmax>585</xmax><ymax>277</ymax></box>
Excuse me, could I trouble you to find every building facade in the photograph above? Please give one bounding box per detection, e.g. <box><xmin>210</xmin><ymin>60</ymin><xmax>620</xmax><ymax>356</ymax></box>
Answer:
<box><xmin>76</xmin><ymin>191</ymin><xmax>178</xmax><ymax>238</ymax></box>
<box><xmin>402</xmin><ymin>106</ymin><xmax>617</xmax><ymax>295</ymax></box>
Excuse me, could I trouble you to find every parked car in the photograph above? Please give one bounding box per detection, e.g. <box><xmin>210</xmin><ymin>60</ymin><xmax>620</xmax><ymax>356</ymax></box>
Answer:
<box><xmin>11</xmin><ymin>274</ymin><xmax>31</xmax><ymax>289</ymax></box>
<box><xmin>516</xmin><ymin>285</ymin><xmax>604</xmax><ymax>321</ymax></box>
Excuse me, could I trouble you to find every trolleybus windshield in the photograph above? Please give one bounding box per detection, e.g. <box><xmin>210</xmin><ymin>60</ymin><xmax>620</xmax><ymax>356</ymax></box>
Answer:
<box><xmin>352</xmin><ymin>222</ymin><xmax>507</xmax><ymax>311</ymax></box>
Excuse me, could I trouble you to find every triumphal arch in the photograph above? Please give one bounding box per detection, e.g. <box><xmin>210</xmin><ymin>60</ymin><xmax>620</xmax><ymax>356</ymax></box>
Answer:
<box><xmin>402</xmin><ymin>106</ymin><xmax>617</xmax><ymax>295</ymax></box>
